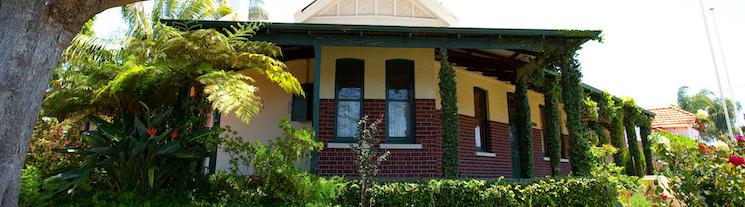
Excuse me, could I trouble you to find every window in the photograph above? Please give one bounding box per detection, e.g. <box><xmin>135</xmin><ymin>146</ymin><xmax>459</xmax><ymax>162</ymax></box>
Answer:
<box><xmin>474</xmin><ymin>87</ymin><xmax>490</xmax><ymax>152</ymax></box>
<box><xmin>386</xmin><ymin>59</ymin><xmax>415</xmax><ymax>143</ymax></box>
<box><xmin>335</xmin><ymin>59</ymin><xmax>364</xmax><ymax>142</ymax></box>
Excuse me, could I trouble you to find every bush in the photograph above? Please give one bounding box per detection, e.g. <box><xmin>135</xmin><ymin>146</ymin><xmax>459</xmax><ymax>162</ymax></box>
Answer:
<box><xmin>652</xmin><ymin>131</ymin><xmax>745</xmax><ymax>206</ymax></box>
<box><xmin>337</xmin><ymin>178</ymin><xmax>619</xmax><ymax>207</ymax></box>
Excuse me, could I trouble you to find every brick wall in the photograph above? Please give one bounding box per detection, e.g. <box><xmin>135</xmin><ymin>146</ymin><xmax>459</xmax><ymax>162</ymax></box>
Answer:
<box><xmin>316</xmin><ymin>99</ymin><xmax>441</xmax><ymax>178</ymax></box>
<box><xmin>458</xmin><ymin>114</ymin><xmax>514</xmax><ymax>178</ymax></box>
<box><xmin>532</xmin><ymin>129</ymin><xmax>571</xmax><ymax>177</ymax></box>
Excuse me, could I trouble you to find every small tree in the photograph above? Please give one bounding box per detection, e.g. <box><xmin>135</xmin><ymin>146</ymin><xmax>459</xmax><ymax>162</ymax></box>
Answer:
<box><xmin>350</xmin><ymin>116</ymin><xmax>390</xmax><ymax>207</ymax></box>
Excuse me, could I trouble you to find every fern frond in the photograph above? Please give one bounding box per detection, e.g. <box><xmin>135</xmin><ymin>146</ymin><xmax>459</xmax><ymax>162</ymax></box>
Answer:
<box><xmin>198</xmin><ymin>71</ymin><xmax>261</xmax><ymax>124</ymax></box>
<box><xmin>223</xmin><ymin>23</ymin><xmax>262</xmax><ymax>43</ymax></box>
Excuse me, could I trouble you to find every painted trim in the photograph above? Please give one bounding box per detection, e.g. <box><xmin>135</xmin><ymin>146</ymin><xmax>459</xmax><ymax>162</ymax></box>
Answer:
<box><xmin>543</xmin><ymin>157</ymin><xmax>570</xmax><ymax>163</ymax></box>
<box><xmin>476</xmin><ymin>152</ymin><xmax>496</xmax><ymax>157</ymax></box>
<box><xmin>327</xmin><ymin>142</ymin><xmax>357</xmax><ymax>149</ymax></box>
<box><xmin>311</xmin><ymin>45</ymin><xmax>322</xmax><ymax>173</ymax></box>
<box><xmin>380</xmin><ymin>143</ymin><xmax>423</xmax><ymax>149</ymax></box>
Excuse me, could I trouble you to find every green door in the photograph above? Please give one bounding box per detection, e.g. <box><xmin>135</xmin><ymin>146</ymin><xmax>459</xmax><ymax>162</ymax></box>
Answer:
<box><xmin>507</xmin><ymin>93</ymin><xmax>521</xmax><ymax>178</ymax></box>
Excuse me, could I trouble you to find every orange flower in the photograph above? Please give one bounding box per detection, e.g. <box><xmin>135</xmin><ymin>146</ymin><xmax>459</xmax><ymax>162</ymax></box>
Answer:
<box><xmin>146</xmin><ymin>128</ymin><xmax>157</xmax><ymax>136</ymax></box>
<box><xmin>171</xmin><ymin>130</ymin><xmax>178</xmax><ymax>139</ymax></box>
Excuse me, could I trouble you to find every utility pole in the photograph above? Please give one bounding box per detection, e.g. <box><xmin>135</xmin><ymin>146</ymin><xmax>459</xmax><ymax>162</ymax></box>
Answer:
<box><xmin>697</xmin><ymin>0</ymin><xmax>735</xmax><ymax>139</ymax></box>
<box><xmin>709</xmin><ymin>8</ymin><xmax>743</xmax><ymax>135</ymax></box>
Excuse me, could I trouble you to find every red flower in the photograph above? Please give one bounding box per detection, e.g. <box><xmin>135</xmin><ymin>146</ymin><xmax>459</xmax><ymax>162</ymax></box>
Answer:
<box><xmin>146</xmin><ymin>128</ymin><xmax>157</xmax><ymax>136</ymax></box>
<box><xmin>698</xmin><ymin>145</ymin><xmax>709</xmax><ymax>152</ymax></box>
<box><xmin>171</xmin><ymin>130</ymin><xmax>179</xmax><ymax>139</ymax></box>
<box><xmin>736</xmin><ymin>135</ymin><xmax>744</xmax><ymax>142</ymax></box>
<box><xmin>659</xmin><ymin>193</ymin><xmax>668</xmax><ymax>200</ymax></box>
<box><xmin>729</xmin><ymin>155</ymin><xmax>745</xmax><ymax>167</ymax></box>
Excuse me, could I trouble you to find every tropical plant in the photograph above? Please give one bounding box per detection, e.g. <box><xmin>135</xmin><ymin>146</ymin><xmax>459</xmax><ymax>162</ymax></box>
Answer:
<box><xmin>45</xmin><ymin>22</ymin><xmax>303</xmax><ymax>125</ymax></box>
<box><xmin>46</xmin><ymin>104</ymin><xmax>217</xmax><ymax>197</ymax></box>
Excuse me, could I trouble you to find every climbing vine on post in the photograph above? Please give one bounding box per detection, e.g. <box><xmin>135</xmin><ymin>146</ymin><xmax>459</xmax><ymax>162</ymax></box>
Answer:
<box><xmin>438</xmin><ymin>49</ymin><xmax>459</xmax><ymax>178</ymax></box>
<box><xmin>639</xmin><ymin>115</ymin><xmax>654</xmax><ymax>175</ymax></box>
<box><xmin>514</xmin><ymin>77</ymin><xmax>534</xmax><ymax>178</ymax></box>
<box><xmin>544</xmin><ymin>78</ymin><xmax>562</xmax><ymax>176</ymax></box>
<box><xmin>552</xmin><ymin>50</ymin><xmax>593</xmax><ymax>176</ymax></box>
<box><xmin>623</xmin><ymin>98</ymin><xmax>646</xmax><ymax>176</ymax></box>
<box><xmin>608</xmin><ymin>97</ymin><xmax>629</xmax><ymax>170</ymax></box>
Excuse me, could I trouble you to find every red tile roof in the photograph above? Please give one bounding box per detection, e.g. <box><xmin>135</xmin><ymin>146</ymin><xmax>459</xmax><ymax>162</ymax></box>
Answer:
<box><xmin>649</xmin><ymin>107</ymin><xmax>697</xmax><ymax>129</ymax></box>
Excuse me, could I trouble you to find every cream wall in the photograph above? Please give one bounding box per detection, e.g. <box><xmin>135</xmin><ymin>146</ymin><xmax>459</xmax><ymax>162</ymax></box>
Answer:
<box><xmin>216</xmin><ymin>59</ymin><xmax>315</xmax><ymax>173</ymax></box>
<box><xmin>434</xmin><ymin>66</ymin><xmax>569</xmax><ymax>132</ymax></box>
<box><xmin>319</xmin><ymin>47</ymin><xmax>437</xmax><ymax>99</ymax></box>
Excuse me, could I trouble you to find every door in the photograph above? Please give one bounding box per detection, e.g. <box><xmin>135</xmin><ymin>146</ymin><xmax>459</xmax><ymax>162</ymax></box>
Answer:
<box><xmin>507</xmin><ymin>93</ymin><xmax>521</xmax><ymax>178</ymax></box>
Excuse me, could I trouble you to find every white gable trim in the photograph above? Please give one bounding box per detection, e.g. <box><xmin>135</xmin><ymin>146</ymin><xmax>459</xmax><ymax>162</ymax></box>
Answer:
<box><xmin>295</xmin><ymin>0</ymin><xmax>458</xmax><ymax>26</ymax></box>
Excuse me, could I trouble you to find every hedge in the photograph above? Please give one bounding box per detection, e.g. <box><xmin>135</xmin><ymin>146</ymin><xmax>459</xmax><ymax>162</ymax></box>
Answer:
<box><xmin>337</xmin><ymin>178</ymin><xmax>619</xmax><ymax>207</ymax></box>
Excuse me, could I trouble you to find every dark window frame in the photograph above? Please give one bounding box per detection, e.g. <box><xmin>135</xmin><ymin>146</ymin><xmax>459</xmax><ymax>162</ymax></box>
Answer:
<box><xmin>385</xmin><ymin>59</ymin><xmax>416</xmax><ymax>144</ymax></box>
<box><xmin>334</xmin><ymin>58</ymin><xmax>364</xmax><ymax>143</ymax></box>
<box><xmin>474</xmin><ymin>87</ymin><xmax>491</xmax><ymax>152</ymax></box>
<box><xmin>539</xmin><ymin>105</ymin><xmax>550</xmax><ymax>157</ymax></box>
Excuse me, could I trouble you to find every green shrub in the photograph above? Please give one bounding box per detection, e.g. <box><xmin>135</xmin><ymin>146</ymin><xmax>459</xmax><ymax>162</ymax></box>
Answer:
<box><xmin>337</xmin><ymin>178</ymin><xmax>619</xmax><ymax>207</ymax></box>
<box><xmin>652</xmin><ymin>131</ymin><xmax>745</xmax><ymax>206</ymax></box>
<box><xmin>20</xmin><ymin>166</ymin><xmax>44</xmax><ymax>207</ymax></box>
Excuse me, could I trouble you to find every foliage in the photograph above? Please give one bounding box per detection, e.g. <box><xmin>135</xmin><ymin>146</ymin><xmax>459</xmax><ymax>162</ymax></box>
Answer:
<box><xmin>19</xmin><ymin>166</ymin><xmax>44</xmax><ymax>207</ymax></box>
<box><xmin>550</xmin><ymin>49</ymin><xmax>593</xmax><ymax>176</ymax></box>
<box><xmin>337</xmin><ymin>178</ymin><xmax>619</xmax><ymax>207</ymax></box>
<box><xmin>46</xmin><ymin>20</ymin><xmax>302</xmax><ymax>125</ymax></box>
<box><xmin>544</xmin><ymin>78</ymin><xmax>563</xmax><ymax>176</ymax></box>
<box><xmin>623</xmin><ymin>98</ymin><xmax>646</xmax><ymax>176</ymax></box>
<box><xmin>677</xmin><ymin>86</ymin><xmax>742</xmax><ymax>140</ymax></box>
<box><xmin>609</xmin><ymin>98</ymin><xmax>630</xmax><ymax>170</ymax></box>
<box><xmin>639</xmin><ymin>117</ymin><xmax>655</xmax><ymax>175</ymax></box>
<box><xmin>514</xmin><ymin>78</ymin><xmax>534</xmax><ymax>178</ymax></box>
<box><xmin>46</xmin><ymin>105</ymin><xmax>216</xmax><ymax>198</ymax></box>
<box><xmin>215</xmin><ymin>119</ymin><xmax>333</xmax><ymax>206</ymax></box>
<box><xmin>350</xmin><ymin>116</ymin><xmax>390</xmax><ymax>207</ymax></box>
<box><xmin>590</xmin><ymin>144</ymin><xmax>640</xmax><ymax>198</ymax></box>
<box><xmin>25</xmin><ymin>118</ymin><xmax>85</xmax><ymax>176</ymax></box>
<box><xmin>438</xmin><ymin>49</ymin><xmax>459</xmax><ymax>178</ymax></box>
<box><xmin>652</xmin><ymin>131</ymin><xmax>745</xmax><ymax>206</ymax></box>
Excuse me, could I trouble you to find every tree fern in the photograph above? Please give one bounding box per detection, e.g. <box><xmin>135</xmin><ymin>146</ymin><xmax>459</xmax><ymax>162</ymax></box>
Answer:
<box><xmin>199</xmin><ymin>71</ymin><xmax>262</xmax><ymax>124</ymax></box>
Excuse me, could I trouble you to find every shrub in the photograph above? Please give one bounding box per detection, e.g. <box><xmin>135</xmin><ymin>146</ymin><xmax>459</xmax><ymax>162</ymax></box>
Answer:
<box><xmin>337</xmin><ymin>178</ymin><xmax>619</xmax><ymax>207</ymax></box>
<box><xmin>652</xmin><ymin>131</ymin><xmax>745</xmax><ymax>205</ymax></box>
<box><xmin>216</xmin><ymin>119</ymin><xmax>342</xmax><ymax>206</ymax></box>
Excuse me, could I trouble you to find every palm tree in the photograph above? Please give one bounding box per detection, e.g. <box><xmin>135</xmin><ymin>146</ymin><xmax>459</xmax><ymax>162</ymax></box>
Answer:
<box><xmin>677</xmin><ymin>86</ymin><xmax>742</xmax><ymax>139</ymax></box>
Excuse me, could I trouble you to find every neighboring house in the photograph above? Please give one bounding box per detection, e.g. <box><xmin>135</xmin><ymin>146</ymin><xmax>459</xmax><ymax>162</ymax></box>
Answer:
<box><xmin>649</xmin><ymin>107</ymin><xmax>700</xmax><ymax>139</ymax></box>
<box><xmin>184</xmin><ymin>0</ymin><xmax>608</xmax><ymax>178</ymax></box>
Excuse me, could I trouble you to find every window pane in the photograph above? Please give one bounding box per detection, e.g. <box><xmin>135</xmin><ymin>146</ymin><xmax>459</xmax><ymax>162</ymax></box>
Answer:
<box><xmin>337</xmin><ymin>101</ymin><xmax>361</xmax><ymax>137</ymax></box>
<box><xmin>386</xmin><ymin>60</ymin><xmax>413</xmax><ymax>100</ymax></box>
<box><xmin>387</xmin><ymin>101</ymin><xmax>410</xmax><ymax>137</ymax></box>
<box><xmin>336</xmin><ymin>59</ymin><xmax>363</xmax><ymax>100</ymax></box>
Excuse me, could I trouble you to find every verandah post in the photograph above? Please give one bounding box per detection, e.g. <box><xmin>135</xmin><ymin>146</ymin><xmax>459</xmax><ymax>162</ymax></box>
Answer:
<box><xmin>544</xmin><ymin>78</ymin><xmax>562</xmax><ymax>177</ymax></box>
<box><xmin>514</xmin><ymin>77</ymin><xmax>534</xmax><ymax>178</ymax></box>
<box><xmin>438</xmin><ymin>48</ymin><xmax>460</xmax><ymax>178</ymax></box>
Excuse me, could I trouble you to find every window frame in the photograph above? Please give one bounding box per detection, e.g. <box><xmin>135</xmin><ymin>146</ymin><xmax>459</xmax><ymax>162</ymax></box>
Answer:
<box><xmin>384</xmin><ymin>59</ymin><xmax>416</xmax><ymax>144</ymax></box>
<box><xmin>474</xmin><ymin>87</ymin><xmax>491</xmax><ymax>152</ymax></box>
<box><xmin>334</xmin><ymin>58</ymin><xmax>365</xmax><ymax>143</ymax></box>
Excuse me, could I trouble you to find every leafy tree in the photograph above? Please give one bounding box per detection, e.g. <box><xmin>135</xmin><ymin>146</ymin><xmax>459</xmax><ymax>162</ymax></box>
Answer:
<box><xmin>676</xmin><ymin>86</ymin><xmax>741</xmax><ymax>140</ymax></box>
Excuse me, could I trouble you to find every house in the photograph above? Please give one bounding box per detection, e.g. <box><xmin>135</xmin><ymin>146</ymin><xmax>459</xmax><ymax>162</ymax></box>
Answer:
<box><xmin>649</xmin><ymin>107</ymin><xmax>700</xmax><ymax>139</ymax></box>
<box><xmin>181</xmin><ymin>0</ymin><xmax>605</xmax><ymax>178</ymax></box>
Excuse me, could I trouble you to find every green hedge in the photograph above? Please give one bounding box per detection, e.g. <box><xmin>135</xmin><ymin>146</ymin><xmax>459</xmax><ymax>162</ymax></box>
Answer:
<box><xmin>337</xmin><ymin>178</ymin><xmax>618</xmax><ymax>207</ymax></box>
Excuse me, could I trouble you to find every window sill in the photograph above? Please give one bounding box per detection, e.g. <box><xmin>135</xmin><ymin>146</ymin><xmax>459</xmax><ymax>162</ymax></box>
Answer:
<box><xmin>543</xmin><ymin>157</ymin><xmax>570</xmax><ymax>163</ymax></box>
<box><xmin>476</xmin><ymin>152</ymin><xmax>496</xmax><ymax>157</ymax></box>
<box><xmin>380</xmin><ymin>144</ymin><xmax>422</xmax><ymax>149</ymax></box>
<box><xmin>326</xmin><ymin>143</ymin><xmax>423</xmax><ymax>149</ymax></box>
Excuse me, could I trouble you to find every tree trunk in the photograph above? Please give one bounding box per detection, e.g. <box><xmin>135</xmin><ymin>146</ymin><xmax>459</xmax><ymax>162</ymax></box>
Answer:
<box><xmin>0</xmin><ymin>0</ymin><xmax>140</xmax><ymax>205</ymax></box>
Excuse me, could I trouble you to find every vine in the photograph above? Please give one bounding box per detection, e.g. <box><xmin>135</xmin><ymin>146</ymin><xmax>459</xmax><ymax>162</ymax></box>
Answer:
<box><xmin>438</xmin><ymin>49</ymin><xmax>459</xmax><ymax>178</ymax></box>
<box><xmin>543</xmin><ymin>78</ymin><xmax>562</xmax><ymax>176</ymax></box>
<box><xmin>515</xmin><ymin>77</ymin><xmax>534</xmax><ymax>178</ymax></box>
<box><xmin>608</xmin><ymin>98</ymin><xmax>629</xmax><ymax>170</ymax></box>
<box><xmin>550</xmin><ymin>48</ymin><xmax>593</xmax><ymax>176</ymax></box>
<box><xmin>622</xmin><ymin>98</ymin><xmax>646</xmax><ymax>176</ymax></box>
<box><xmin>639</xmin><ymin>116</ymin><xmax>654</xmax><ymax>175</ymax></box>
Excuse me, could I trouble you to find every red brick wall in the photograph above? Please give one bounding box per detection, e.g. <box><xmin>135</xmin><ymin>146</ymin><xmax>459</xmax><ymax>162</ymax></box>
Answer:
<box><xmin>532</xmin><ymin>129</ymin><xmax>572</xmax><ymax>177</ymax></box>
<box><xmin>316</xmin><ymin>99</ymin><xmax>441</xmax><ymax>178</ymax></box>
<box><xmin>458</xmin><ymin>114</ymin><xmax>514</xmax><ymax>178</ymax></box>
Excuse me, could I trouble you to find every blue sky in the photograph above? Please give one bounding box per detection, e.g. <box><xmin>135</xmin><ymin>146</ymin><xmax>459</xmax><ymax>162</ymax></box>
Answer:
<box><xmin>93</xmin><ymin>0</ymin><xmax>745</xmax><ymax>122</ymax></box>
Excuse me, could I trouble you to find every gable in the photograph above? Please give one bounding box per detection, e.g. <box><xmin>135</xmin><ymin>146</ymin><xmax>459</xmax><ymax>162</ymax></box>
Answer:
<box><xmin>295</xmin><ymin>0</ymin><xmax>458</xmax><ymax>27</ymax></box>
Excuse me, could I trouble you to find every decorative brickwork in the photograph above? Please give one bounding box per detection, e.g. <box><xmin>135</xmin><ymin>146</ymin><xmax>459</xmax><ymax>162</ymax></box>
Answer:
<box><xmin>317</xmin><ymin>99</ymin><xmax>441</xmax><ymax>178</ymax></box>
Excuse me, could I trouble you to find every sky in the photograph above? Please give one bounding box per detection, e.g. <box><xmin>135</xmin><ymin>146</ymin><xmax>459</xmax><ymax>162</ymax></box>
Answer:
<box><xmin>93</xmin><ymin>0</ymin><xmax>745</xmax><ymax>122</ymax></box>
